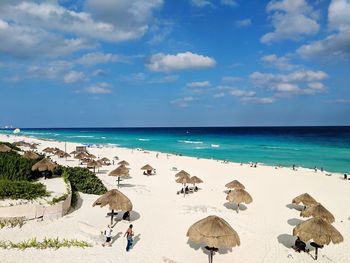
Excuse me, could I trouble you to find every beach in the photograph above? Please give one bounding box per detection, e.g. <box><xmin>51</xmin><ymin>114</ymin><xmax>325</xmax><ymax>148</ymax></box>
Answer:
<box><xmin>0</xmin><ymin>134</ymin><xmax>349</xmax><ymax>263</ymax></box>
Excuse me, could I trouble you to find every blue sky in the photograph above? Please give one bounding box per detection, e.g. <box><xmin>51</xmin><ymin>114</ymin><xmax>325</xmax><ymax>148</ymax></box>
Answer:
<box><xmin>0</xmin><ymin>0</ymin><xmax>349</xmax><ymax>127</ymax></box>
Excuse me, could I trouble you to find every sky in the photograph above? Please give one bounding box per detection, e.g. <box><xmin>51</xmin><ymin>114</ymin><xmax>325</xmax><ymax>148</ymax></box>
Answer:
<box><xmin>0</xmin><ymin>0</ymin><xmax>349</xmax><ymax>128</ymax></box>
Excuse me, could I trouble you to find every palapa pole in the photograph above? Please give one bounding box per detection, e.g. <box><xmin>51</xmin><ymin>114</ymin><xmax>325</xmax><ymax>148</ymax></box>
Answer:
<box><xmin>111</xmin><ymin>209</ymin><xmax>114</xmax><ymax>225</ymax></box>
<box><xmin>315</xmin><ymin>247</ymin><xmax>318</xmax><ymax>260</ymax></box>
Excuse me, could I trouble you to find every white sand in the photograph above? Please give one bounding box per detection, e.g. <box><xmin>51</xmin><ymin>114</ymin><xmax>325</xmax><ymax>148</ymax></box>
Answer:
<box><xmin>0</xmin><ymin>134</ymin><xmax>349</xmax><ymax>263</ymax></box>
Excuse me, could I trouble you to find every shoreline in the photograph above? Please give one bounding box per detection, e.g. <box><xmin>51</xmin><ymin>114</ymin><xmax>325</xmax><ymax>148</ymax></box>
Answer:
<box><xmin>0</xmin><ymin>133</ymin><xmax>342</xmax><ymax>176</ymax></box>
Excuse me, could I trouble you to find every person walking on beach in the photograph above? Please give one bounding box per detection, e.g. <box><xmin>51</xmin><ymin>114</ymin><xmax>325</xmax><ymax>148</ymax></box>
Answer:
<box><xmin>124</xmin><ymin>224</ymin><xmax>134</xmax><ymax>252</ymax></box>
<box><xmin>102</xmin><ymin>225</ymin><xmax>113</xmax><ymax>247</ymax></box>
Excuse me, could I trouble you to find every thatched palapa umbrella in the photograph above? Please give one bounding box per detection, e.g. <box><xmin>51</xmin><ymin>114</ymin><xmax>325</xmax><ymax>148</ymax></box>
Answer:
<box><xmin>75</xmin><ymin>152</ymin><xmax>89</xmax><ymax>160</ymax></box>
<box><xmin>0</xmin><ymin>144</ymin><xmax>12</xmax><ymax>153</ymax></box>
<box><xmin>190</xmin><ymin>176</ymin><xmax>203</xmax><ymax>187</ymax></box>
<box><xmin>32</xmin><ymin>158</ymin><xmax>57</xmax><ymax>179</ymax></box>
<box><xmin>300</xmin><ymin>203</ymin><xmax>335</xmax><ymax>224</ymax></box>
<box><xmin>226</xmin><ymin>189</ymin><xmax>253</xmax><ymax>213</ymax></box>
<box><xmin>187</xmin><ymin>215</ymin><xmax>240</xmax><ymax>263</ymax></box>
<box><xmin>109</xmin><ymin>165</ymin><xmax>130</xmax><ymax>187</ymax></box>
<box><xmin>292</xmin><ymin>193</ymin><xmax>317</xmax><ymax>208</ymax></box>
<box><xmin>141</xmin><ymin>164</ymin><xmax>153</xmax><ymax>175</ymax></box>
<box><xmin>93</xmin><ymin>189</ymin><xmax>133</xmax><ymax>225</ymax></box>
<box><xmin>23</xmin><ymin>151</ymin><xmax>40</xmax><ymax>160</ymax></box>
<box><xmin>175</xmin><ymin>170</ymin><xmax>190</xmax><ymax>178</ymax></box>
<box><xmin>118</xmin><ymin>160</ymin><xmax>129</xmax><ymax>166</ymax></box>
<box><xmin>43</xmin><ymin>147</ymin><xmax>54</xmax><ymax>153</ymax></box>
<box><xmin>225</xmin><ymin>180</ymin><xmax>245</xmax><ymax>190</ymax></box>
<box><xmin>293</xmin><ymin>218</ymin><xmax>343</xmax><ymax>260</ymax></box>
<box><xmin>87</xmin><ymin>160</ymin><xmax>102</xmax><ymax>173</ymax></box>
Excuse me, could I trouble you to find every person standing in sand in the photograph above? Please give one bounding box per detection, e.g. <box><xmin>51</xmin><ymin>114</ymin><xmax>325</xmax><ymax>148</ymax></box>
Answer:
<box><xmin>102</xmin><ymin>224</ymin><xmax>113</xmax><ymax>247</ymax></box>
<box><xmin>124</xmin><ymin>224</ymin><xmax>134</xmax><ymax>252</ymax></box>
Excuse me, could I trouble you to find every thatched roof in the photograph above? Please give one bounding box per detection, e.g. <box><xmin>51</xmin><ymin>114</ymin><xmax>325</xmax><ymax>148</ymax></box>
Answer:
<box><xmin>100</xmin><ymin>157</ymin><xmax>110</xmax><ymax>162</ymax></box>
<box><xmin>293</xmin><ymin>218</ymin><xmax>343</xmax><ymax>246</ymax></box>
<box><xmin>141</xmin><ymin>164</ymin><xmax>153</xmax><ymax>170</ymax></box>
<box><xmin>226</xmin><ymin>189</ymin><xmax>253</xmax><ymax>204</ymax></box>
<box><xmin>300</xmin><ymin>203</ymin><xmax>335</xmax><ymax>223</ymax></box>
<box><xmin>292</xmin><ymin>193</ymin><xmax>318</xmax><ymax>207</ymax></box>
<box><xmin>118</xmin><ymin>160</ymin><xmax>129</xmax><ymax>166</ymax></box>
<box><xmin>176</xmin><ymin>174</ymin><xmax>191</xmax><ymax>184</ymax></box>
<box><xmin>109</xmin><ymin>165</ymin><xmax>129</xmax><ymax>177</ymax></box>
<box><xmin>93</xmin><ymin>189</ymin><xmax>133</xmax><ymax>211</ymax></box>
<box><xmin>87</xmin><ymin>160</ymin><xmax>102</xmax><ymax>168</ymax></box>
<box><xmin>31</xmin><ymin>158</ymin><xmax>57</xmax><ymax>172</ymax></box>
<box><xmin>88</xmin><ymin>153</ymin><xmax>96</xmax><ymax>159</ymax></box>
<box><xmin>23</xmin><ymin>151</ymin><xmax>40</xmax><ymax>160</ymax></box>
<box><xmin>42</xmin><ymin>147</ymin><xmax>54</xmax><ymax>153</ymax></box>
<box><xmin>225</xmin><ymin>180</ymin><xmax>245</xmax><ymax>190</ymax></box>
<box><xmin>187</xmin><ymin>215</ymin><xmax>240</xmax><ymax>248</ymax></box>
<box><xmin>0</xmin><ymin>144</ymin><xmax>12</xmax><ymax>153</ymax></box>
<box><xmin>190</xmin><ymin>176</ymin><xmax>203</xmax><ymax>184</ymax></box>
<box><xmin>75</xmin><ymin>152</ymin><xmax>89</xmax><ymax>160</ymax></box>
<box><xmin>175</xmin><ymin>170</ymin><xmax>190</xmax><ymax>178</ymax></box>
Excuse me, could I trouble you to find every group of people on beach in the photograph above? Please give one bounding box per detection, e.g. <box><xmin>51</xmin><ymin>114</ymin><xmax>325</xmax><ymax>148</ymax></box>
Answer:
<box><xmin>102</xmin><ymin>224</ymin><xmax>134</xmax><ymax>252</ymax></box>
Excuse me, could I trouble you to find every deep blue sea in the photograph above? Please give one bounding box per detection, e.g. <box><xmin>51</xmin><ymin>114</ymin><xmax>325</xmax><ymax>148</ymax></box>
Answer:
<box><xmin>1</xmin><ymin>127</ymin><xmax>349</xmax><ymax>174</ymax></box>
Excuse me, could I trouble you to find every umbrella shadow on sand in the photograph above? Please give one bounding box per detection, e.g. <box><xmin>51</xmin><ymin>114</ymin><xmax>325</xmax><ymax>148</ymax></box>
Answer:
<box><xmin>187</xmin><ymin>240</ymin><xmax>232</xmax><ymax>262</ymax></box>
<box><xmin>287</xmin><ymin>218</ymin><xmax>304</xmax><ymax>226</ymax></box>
<box><xmin>105</xmin><ymin>210</ymin><xmax>141</xmax><ymax>223</ymax></box>
<box><xmin>286</xmin><ymin>203</ymin><xmax>304</xmax><ymax>211</ymax></box>
<box><xmin>277</xmin><ymin>234</ymin><xmax>296</xmax><ymax>248</ymax></box>
<box><xmin>223</xmin><ymin>202</ymin><xmax>247</xmax><ymax>212</ymax></box>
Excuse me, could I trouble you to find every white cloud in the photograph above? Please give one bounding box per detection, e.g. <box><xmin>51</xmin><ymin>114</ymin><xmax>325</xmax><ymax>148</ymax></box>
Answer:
<box><xmin>261</xmin><ymin>54</ymin><xmax>297</xmax><ymax>71</ymax></box>
<box><xmin>0</xmin><ymin>0</ymin><xmax>162</xmax><ymax>59</ymax></box>
<box><xmin>221</xmin><ymin>0</ymin><xmax>238</xmax><ymax>7</ymax></box>
<box><xmin>240</xmin><ymin>97</ymin><xmax>275</xmax><ymax>104</ymax></box>
<box><xmin>171</xmin><ymin>96</ymin><xmax>195</xmax><ymax>107</ymax></box>
<box><xmin>64</xmin><ymin>71</ymin><xmax>86</xmax><ymax>83</ymax></box>
<box><xmin>85</xmin><ymin>82</ymin><xmax>112</xmax><ymax>94</ymax></box>
<box><xmin>187</xmin><ymin>81</ymin><xmax>211</xmax><ymax>88</ymax></box>
<box><xmin>0</xmin><ymin>19</ymin><xmax>93</xmax><ymax>59</ymax></box>
<box><xmin>146</xmin><ymin>52</ymin><xmax>216</xmax><ymax>72</ymax></box>
<box><xmin>77</xmin><ymin>52</ymin><xmax>126</xmax><ymax>66</ymax></box>
<box><xmin>297</xmin><ymin>0</ymin><xmax>350</xmax><ymax>59</ymax></box>
<box><xmin>332</xmin><ymin>99</ymin><xmax>350</xmax><ymax>104</ymax></box>
<box><xmin>229</xmin><ymin>89</ymin><xmax>256</xmax><ymax>97</ymax></box>
<box><xmin>190</xmin><ymin>0</ymin><xmax>213</xmax><ymax>8</ymax></box>
<box><xmin>234</xmin><ymin>19</ymin><xmax>252</xmax><ymax>27</ymax></box>
<box><xmin>250</xmin><ymin>70</ymin><xmax>327</xmax><ymax>95</ymax></box>
<box><xmin>92</xmin><ymin>69</ymin><xmax>107</xmax><ymax>77</ymax></box>
<box><xmin>261</xmin><ymin>0</ymin><xmax>319</xmax><ymax>43</ymax></box>
<box><xmin>27</xmin><ymin>61</ymin><xmax>74</xmax><ymax>79</ymax></box>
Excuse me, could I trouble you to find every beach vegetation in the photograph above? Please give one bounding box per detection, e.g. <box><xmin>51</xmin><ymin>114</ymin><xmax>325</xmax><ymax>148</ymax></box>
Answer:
<box><xmin>59</xmin><ymin>166</ymin><xmax>107</xmax><ymax>195</ymax></box>
<box><xmin>0</xmin><ymin>180</ymin><xmax>48</xmax><ymax>200</ymax></box>
<box><xmin>0</xmin><ymin>237</ymin><xmax>91</xmax><ymax>250</ymax></box>
<box><xmin>0</xmin><ymin>151</ymin><xmax>42</xmax><ymax>181</ymax></box>
<box><xmin>0</xmin><ymin>217</ymin><xmax>25</xmax><ymax>229</ymax></box>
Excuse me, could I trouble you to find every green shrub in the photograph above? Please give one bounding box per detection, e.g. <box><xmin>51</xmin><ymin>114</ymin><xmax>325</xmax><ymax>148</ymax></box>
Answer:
<box><xmin>0</xmin><ymin>151</ymin><xmax>42</xmax><ymax>181</ymax></box>
<box><xmin>0</xmin><ymin>237</ymin><xmax>91</xmax><ymax>250</ymax></box>
<box><xmin>62</xmin><ymin>167</ymin><xmax>107</xmax><ymax>195</ymax></box>
<box><xmin>0</xmin><ymin>217</ymin><xmax>25</xmax><ymax>229</ymax></box>
<box><xmin>0</xmin><ymin>180</ymin><xmax>49</xmax><ymax>200</ymax></box>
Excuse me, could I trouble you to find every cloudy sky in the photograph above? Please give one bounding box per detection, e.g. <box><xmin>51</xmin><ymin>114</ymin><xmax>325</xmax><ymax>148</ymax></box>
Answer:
<box><xmin>0</xmin><ymin>0</ymin><xmax>349</xmax><ymax>127</ymax></box>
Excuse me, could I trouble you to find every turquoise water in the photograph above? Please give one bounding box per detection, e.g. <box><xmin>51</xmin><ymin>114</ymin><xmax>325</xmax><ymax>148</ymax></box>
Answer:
<box><xmin>1</xmin><ymin>127</ymin><xmax>349</xmax><ymax>174</ymax></box>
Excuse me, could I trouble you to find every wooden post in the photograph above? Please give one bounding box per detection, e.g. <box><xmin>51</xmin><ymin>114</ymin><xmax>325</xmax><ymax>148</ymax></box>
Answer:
<box><xmin>111</xmin><ymin>209</ymin><xmax>114</xmax><ymax>225</ymax></box>
<box><xmin>315</xmin><ymin>247</ymin><xmax>318</xmax><ymax>260</ymax></box>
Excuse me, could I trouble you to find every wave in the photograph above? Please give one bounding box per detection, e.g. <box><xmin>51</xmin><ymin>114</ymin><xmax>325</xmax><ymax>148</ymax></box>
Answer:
<box><xmin>138</xmin><ymin>138</ymin><xmax>150</xmax><ymax>141</ymax></box>
<box><xmin>24</xmin><ymin>132</ymin><xmax>54</xmax><ymax>135</ymax></box>
<box><xmin>211</xmin><ymin>144</ymin><xmax>220</xmax><ymax>148</ymax></box>
<box><xmin>178</xmin><ymin>140</ymin><xmax>203</xmax><ymax>144</ymax></box>
<box><xmin>66</xmin><ymin>135</ymin><xmax>95</xmax><ymax>138</ymax></box>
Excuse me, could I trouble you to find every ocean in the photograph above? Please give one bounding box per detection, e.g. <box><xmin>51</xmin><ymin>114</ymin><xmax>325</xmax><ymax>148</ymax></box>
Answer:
<box><xmin>1</xmin><ymin>127</ymin><xmax>349</xmax><ymax>174</ymax></box>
